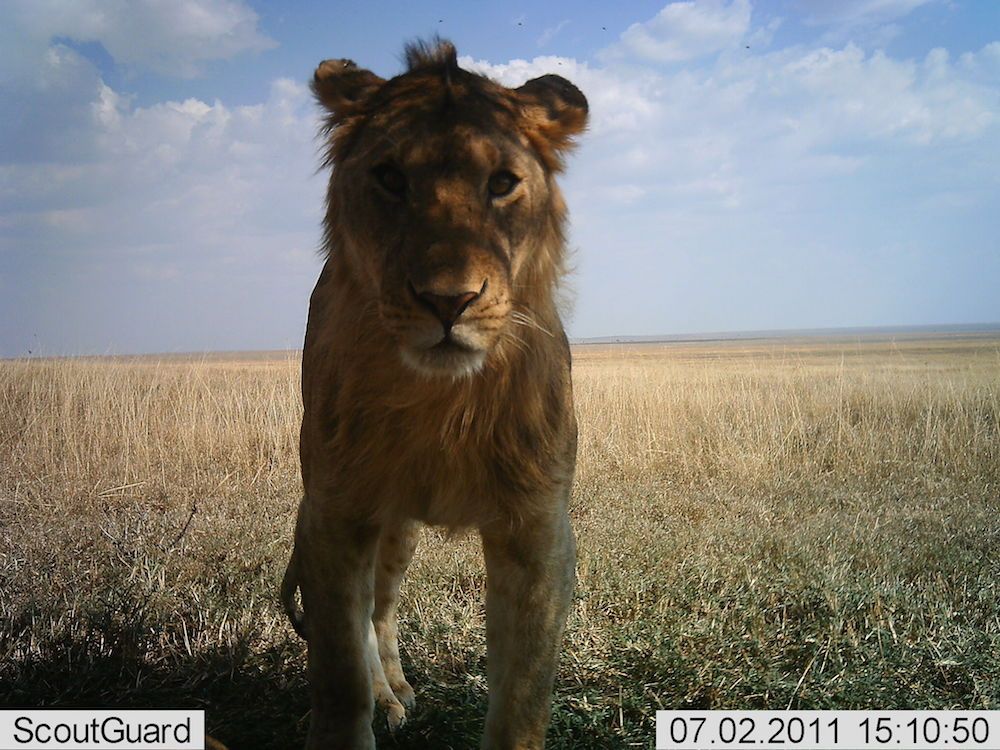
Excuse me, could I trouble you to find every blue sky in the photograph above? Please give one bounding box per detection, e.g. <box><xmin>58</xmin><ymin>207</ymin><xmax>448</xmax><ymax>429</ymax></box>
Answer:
<box><xmin>1</xmin><ymin>0</ymin><xmax>998</xmax><ymax>356</ymax></box>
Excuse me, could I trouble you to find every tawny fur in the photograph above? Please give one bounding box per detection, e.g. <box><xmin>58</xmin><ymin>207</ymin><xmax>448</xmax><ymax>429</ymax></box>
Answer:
<box><xmin>282</xmin><ymin>39</ymin><xmax>587</xmax><ymax>749</ymax></box>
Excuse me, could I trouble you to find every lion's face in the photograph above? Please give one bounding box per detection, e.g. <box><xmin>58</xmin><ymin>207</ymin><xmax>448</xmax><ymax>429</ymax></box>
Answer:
<box><xmin>343</xmin><ymin>120</ymin><xmax>550</xmax><ymax>377</ymax></box>
<box><xmin>313</xmin><ymin>47</ymin><xmax>587</xmax><ymax>378</ymax></box>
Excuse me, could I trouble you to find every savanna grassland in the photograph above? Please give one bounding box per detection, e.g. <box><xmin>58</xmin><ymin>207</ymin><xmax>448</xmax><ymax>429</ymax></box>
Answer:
<box><xmin>1</xmin><ymin>335</ymin><xmax>999</xmax><ymax>748</ymax></box>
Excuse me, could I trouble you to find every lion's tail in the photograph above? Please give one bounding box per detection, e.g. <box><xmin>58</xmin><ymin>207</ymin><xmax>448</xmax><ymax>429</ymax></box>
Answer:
<box><xmin>281</xmin><ymin>546</ymin><xmax>307</xmax><ymax>640</ymax></box>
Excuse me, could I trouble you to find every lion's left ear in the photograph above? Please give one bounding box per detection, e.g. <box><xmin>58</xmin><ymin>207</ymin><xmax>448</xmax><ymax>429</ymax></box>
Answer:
<box><xmin>516</xmin><ymin>74</ymin><xmax>588</xmax><ymax>170</ymax></box>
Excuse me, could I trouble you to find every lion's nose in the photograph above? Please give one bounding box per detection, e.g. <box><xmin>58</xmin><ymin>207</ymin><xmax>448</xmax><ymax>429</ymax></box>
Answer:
<box><xmin>411</xmin><ymin>284</ymin><xmax>482</xmax><ymax>331</ymax></box>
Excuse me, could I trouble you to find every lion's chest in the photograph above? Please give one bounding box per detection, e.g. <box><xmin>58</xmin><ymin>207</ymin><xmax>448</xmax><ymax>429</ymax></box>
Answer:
<box><xmin>317</xmin><ymin>397</ymin><xmax>553</xmax><ymax>529</ymax></box>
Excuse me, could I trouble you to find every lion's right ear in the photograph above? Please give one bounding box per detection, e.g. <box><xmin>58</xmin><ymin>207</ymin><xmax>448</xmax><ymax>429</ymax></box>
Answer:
<box><xmin>312</xmin><ymin>59</ymin><xmax>384</xmax><ymax>119</ymax></box>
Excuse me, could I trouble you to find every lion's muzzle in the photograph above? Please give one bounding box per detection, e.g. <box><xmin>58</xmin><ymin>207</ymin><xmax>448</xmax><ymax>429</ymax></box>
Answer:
<box><xmin>409</xmin><ymin>279</ymin><xmax>486</xmax><ymax>334</ymax></box>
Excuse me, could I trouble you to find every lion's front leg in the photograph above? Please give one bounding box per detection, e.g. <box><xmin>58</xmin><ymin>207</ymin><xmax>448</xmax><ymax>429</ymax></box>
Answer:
<box><xmin>479</xmin><ymin>501</ymin><xmax>576</xmax><ymax>750</ymax></box>
<box><xmin>374</xmin><ymin>519</ymin><xmax>420</xmax><ymax>710</ymax></box>
<box><xmin>297</xmin><ymin>500</ymin><xmax>379</xmax><ymax>750</ymax></box>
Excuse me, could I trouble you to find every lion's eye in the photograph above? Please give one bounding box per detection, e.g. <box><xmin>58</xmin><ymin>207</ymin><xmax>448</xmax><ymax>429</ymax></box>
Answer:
<box><xmin>487</xmin><ymin>171</ymin><xmax>520</xmax><ymax>198</ymax></box>
<box><xmin>373</xmin><ymin>165</ymin><xmax>407</xmax><ymax>196</ymax></box>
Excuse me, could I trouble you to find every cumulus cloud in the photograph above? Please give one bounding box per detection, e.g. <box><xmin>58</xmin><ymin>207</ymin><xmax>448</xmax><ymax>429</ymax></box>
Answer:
<box><xmin>1</xmin><ymin>0</ymin><xmax>274</xmax><ymax>78</ymax></box>
<box><xmin>462</xmin><ymin>55</ymin><xmax>664</xmax><ymax>137</ymax></box>
<box><xmin>0</xmin><ymin>1</ymin><xmax>320</xmax><ymax>356</ymax></box>
<box><xmin>467</xmin><ymin>40</ymin><xmax>998</xmax><ymax>192</ymax></box>
<box><xmin>2</xmin><ymin>99</ymin><xmax>324</xmax><ymax>355</ymax></box>
<box><xmin>610</xmin><ymin>0</ymin><xmax>752</xmax><ymax>63</ymax></box>
<box><xmin>465</xmin><ymin>33</ymin><xmax>999</xmax><ymax>337</ymax></box>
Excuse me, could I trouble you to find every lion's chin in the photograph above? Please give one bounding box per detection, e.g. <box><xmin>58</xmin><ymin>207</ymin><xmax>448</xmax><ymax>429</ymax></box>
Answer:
<box><xmin>400</xmin><ymin>339</ymin><xmax>488</xmax><ymax>379</ymax></box>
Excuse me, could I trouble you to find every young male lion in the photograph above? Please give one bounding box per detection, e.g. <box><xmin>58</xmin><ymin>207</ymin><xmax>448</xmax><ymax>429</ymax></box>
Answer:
<box><xmin>281</xmin><ymin>39</ymin><xmax>587</xmax><ymax>749</ymax></box>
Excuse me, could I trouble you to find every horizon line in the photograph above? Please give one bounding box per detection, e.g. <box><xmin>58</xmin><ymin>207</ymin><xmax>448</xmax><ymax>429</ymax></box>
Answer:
<box><xmin>4</xmin><ymin>321</ymin><xmax>1000</xmax><ymax>361</ymax></box>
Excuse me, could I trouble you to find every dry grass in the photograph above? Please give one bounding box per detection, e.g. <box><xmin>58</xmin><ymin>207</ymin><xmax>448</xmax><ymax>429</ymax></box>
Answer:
<box><xmin>1</xmin><ymin>336</ymin><xmax>999</xmax><ymax>748</ymax></box>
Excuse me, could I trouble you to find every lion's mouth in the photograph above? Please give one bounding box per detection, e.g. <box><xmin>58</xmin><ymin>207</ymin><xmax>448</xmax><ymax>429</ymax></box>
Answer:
<box><xmin>430</xmin><ymin>335</ymin><xmax>477</xmax><ymax>354</ymax></box>
<box><xmin>401</xmin><ymin>334</ymin><xmax>487</xmax><ymax>378</ymax></box>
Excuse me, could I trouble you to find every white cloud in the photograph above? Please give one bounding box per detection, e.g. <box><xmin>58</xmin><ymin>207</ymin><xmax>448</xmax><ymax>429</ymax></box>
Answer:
<box><xmin>0</xmin><ymin>2</ymin><xmax>313</xmax><ymax>355</ymax></box>
<box><xmin>2</xmin><ymin>0</ymin><xmax>274</xmax><ymax>78</ymax></box>
<box><xmin>2</xmin><ymin>72</ymin><xmax>320</xmax><ymax>274</ymax></box>
<box><xmin>802</xmin><ymin>0</ymin><xmax>940</xmax><ymax>50</ymax></box>
<box><xmin>0</xmin><ymin>41</ymin><xmax>322</xmax><ymax>355</ymax></box>
<box><xmin>462</xmin><ymin>55</ymin><xmax>665</xmax><ymax>137</ymax></box>
<box><xmin>469</xmin><ymin>40</ymin><xmax>998</xmax><ymax>193</ymax></box>
<box><xmin>466</xmin><ymin>33</ymin><xmax>1000</xmax><ymax>337</ymax></box>
<box><xmin>611</xmin><ymin>0</ymin><xmax>752</xmax><ymax>63</ymax></box>
<box><xmin>804</xmin><ymin>0</ymin><xmax>937</xmax><ymax>28</ymax></box>
<box><xmin>59</xmin><ymin>75</ymin><xmax>314</xmax><ymax>241</ymax></box>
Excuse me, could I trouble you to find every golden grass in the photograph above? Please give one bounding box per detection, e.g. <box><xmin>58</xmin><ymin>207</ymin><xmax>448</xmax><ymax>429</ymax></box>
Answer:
<box><xmin>574</xmin><ymin>338</ymin><xmax>999</xmax><ymax>486</ymax></box>
<box><xmin>1</xmin><ymin>336</ymin><xmax>998</xmax><ymax>747</ymax></box>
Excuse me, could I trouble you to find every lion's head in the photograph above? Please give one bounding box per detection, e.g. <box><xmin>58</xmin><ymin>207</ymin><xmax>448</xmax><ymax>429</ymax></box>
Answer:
<box><xmin>313</xmin><ymin>40</ymin><xmax>587</xmax><ymax>378</ymax></box>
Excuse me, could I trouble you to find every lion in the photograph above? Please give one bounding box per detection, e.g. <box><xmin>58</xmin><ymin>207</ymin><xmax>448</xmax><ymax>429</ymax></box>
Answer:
<box><xmin>281</xmin><ymin>39</ymin><xmax>587</xmax><ymax>749</ymax></box>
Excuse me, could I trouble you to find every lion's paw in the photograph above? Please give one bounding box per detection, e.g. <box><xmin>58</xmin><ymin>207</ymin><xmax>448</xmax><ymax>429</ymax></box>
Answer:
<box><xmin>390</xmin><ymin>678</ymin><xmax>416</xmax><ymax>710</ymax></box>
<box><xmin>376</xmin><ymin>689</ymin><xmax>407</xmax><ymax>731</ymax></box>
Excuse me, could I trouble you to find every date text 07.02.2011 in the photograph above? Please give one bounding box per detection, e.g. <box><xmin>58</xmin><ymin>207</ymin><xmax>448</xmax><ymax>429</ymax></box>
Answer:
<box><xmin>655</xmin><ymin>711</ymin><xmax>998</xmax><ymax>750</ymax></box>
